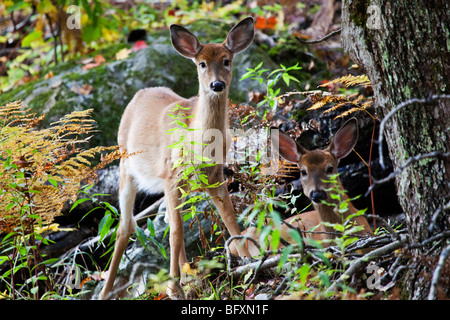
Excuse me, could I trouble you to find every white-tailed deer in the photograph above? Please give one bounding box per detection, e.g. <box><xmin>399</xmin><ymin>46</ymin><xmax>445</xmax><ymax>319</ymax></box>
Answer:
<box><xmin>231</xmin><ymin>118</ymin><xmax>373</xmax><ymax>256</ymax></box>
<box><xmin>99</xmin><ymin>17</ymin><xmax>254</xmax><ymax>299</ymax></box>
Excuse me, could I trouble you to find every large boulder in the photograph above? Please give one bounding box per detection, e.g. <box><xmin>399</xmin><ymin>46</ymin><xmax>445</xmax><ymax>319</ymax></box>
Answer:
<box><xmin>0</xmin><ymin>23</ymin><xmax>277</xmax><ymax>148</ymax></box>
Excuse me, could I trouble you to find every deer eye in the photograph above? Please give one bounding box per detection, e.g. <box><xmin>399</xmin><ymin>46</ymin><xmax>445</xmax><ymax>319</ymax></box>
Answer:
<box><xmin>224</xmin><ymin>59</ymin><xmax>231</xmax><ymax>67</ymax></box>
<box><xmin>199</xmin><ymin>62</ymin><xmax>206</xmax><ymax>68</ymax></box>
<box><xmin>300</xmin><ymin>169</ymin><xmax>308</xmax><ymax>177</ymax></box>
<box><xmin>326</xmin><ymin>167</ymin><xmax>334</xmax><ymax>174</ymax></box>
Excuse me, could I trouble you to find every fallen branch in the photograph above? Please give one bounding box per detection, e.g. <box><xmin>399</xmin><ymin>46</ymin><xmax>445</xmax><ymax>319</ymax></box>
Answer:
<box><xmin>366</xmin><ymin>151</ymin><xmax>450</xmax><ymax>196</ymax></box>
<box><xmin>224</xmin><ymin>235</ymin><xmax>261</xmax><ymax>275</ymax></box>
<box><xmin>407</xmin><ymin>230</ymin><xmax>450</xmax><ymax>250</ymax></box>
<box><xmin>366</xmin><ymin>214</ymin><xmax>402</xmax><ymax>241</ymax></box>
<box><xmin>295</xmin><ymin>28</ymin><xmax>341</xmax><ymax>44</ymax></box>
<box><xmin>376</xmin><ymin>94</ymin><xmax>450</xmax><ymax>169</ymax></box>
<box><xmin>428</xmin><ymin>243</ymin><xmax>450</xmax><ymax>300</ymax></box>
<box><xmin>98</xmin><ymin>262</ymin><xmax>182</xmax><ymax>300</ymax></box>
<box><xmin>230</xmin><ymin>253</ymin><xmax>302</xmax><ymax>280</ymax></box>
<box><xmin>325</xmin><ymin>236</ymin><xmax>407</xmax><ymax>294</ymax></box>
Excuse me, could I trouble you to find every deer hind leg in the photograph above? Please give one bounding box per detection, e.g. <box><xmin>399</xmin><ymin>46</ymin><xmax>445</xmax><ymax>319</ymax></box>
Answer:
<box><xmin>99</xmin><ymin>169</ymin><xmax>137</xmax><ymax>300</ymax></box>
<box><xmin>164</xmin><ymin>180</ymin><xmax>187</xmax><ymax>298</ymax></box>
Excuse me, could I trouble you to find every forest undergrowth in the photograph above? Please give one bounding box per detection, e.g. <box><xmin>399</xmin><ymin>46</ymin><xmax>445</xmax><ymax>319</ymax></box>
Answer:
<box><xmin>1</xmin><ymin>0</ymin><xmax>449</xmax><ymax>301</ymax></box>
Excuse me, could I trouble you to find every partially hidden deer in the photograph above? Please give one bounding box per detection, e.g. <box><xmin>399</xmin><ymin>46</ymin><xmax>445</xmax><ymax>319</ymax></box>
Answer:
<box><xmin>231</xmin><ymin>118</ymin><xmax>374</xmax><ymax>256</ymax></box>
<box><xmin>99</xmin><ymin>17</ymin><xmax>254</xmax><ymax>300</ymax></box>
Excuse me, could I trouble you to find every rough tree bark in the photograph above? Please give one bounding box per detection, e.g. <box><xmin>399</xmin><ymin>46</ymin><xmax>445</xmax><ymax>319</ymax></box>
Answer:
<box><xmin>340</xmin><ymin>0</ymin><xmax>449</xmax><ymax>299</ymax></box>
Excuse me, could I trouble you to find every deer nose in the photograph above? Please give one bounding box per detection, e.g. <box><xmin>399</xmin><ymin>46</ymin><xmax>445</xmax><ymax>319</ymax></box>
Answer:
<box><xmin>310</xmin><ymin>190</ymin><xmax>327</xmax><ymax>203</ymax></box>
<box><xmin>210</xmin><ymin>81</ymin><xmax>226</xmax><ymax>92</ymax></box>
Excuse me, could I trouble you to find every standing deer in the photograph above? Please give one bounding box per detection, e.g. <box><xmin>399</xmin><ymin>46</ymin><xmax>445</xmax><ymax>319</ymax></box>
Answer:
<box><xmin>99</xmin><ymin>17</ymin><xmax>254</xmax><ymax>299</ymax></box>
<box><xmin>231</xmin><ymin>118</ymin><xmax>374</xmax><ymax>256</ymax></box>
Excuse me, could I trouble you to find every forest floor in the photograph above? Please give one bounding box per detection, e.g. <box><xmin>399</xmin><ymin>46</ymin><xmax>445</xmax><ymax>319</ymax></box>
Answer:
<box><xmin>2</xmin><ymin>1</ymin><xmax>440</xmax><ymax>301</ymax></box>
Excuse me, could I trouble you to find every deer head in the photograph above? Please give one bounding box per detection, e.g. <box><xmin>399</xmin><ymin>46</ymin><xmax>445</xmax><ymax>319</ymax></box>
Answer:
<box><xmin>274</xmin><ymin>118</ymin><xmax>359</xmax><ymax>206</ymax></box>
<box><xmin>170</xmin><ymin>17</ymin><xmax>254</xmax><ymax>96</ymax></box>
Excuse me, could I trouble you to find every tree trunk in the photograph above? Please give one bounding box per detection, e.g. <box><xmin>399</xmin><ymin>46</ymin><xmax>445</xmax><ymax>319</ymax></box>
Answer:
<box><xmin>341</xmin><ymin>0</ymin><xmax>449</xmax><ymax>299</ymax></box>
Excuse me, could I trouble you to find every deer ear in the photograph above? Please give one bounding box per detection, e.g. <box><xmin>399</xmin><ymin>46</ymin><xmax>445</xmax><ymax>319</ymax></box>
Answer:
<box><xmin>329</xmin><ymin>118</ymin><xmax>359</xmax><ymax>160</ymax></box>
<box><xmin>170</xmin><ymin>24</ymin><xmax>203</xmax><ymax>58</ymax></box>
<box><xmin>224</xmin><ymin>17</ymin><xmax>255</xmax><ymax>54</ymax></box>
<box><xmin>271</xmin><ymin>128</ymin><xmax>307</xmax><ymax>163</ymax></box>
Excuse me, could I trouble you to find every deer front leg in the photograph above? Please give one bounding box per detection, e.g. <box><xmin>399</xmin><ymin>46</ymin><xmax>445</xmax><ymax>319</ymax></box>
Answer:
<box><xmin>164</xmin><ymin>181</ymin><xmax>187</xmax><ymax>298</ymax></box>
<box><xmin>207</xmin><ymin>182</ymin><xmax>251</xmax><ymax>257</ymax></box>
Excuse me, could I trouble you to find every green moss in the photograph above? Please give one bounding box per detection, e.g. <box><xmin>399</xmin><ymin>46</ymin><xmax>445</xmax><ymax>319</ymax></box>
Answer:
<box><xmin>349</xmin><ymin>0</ymin><xmax>371</xmax><ymax>27</ymax></box>
<box><xmin>403</xmin><ymin>85</ymin><xmax>411</xmax><ymax>99</ymax></box>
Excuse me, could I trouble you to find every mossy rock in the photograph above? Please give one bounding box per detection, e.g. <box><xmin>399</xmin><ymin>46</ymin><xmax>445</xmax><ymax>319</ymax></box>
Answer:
<box><xmin>0</xmin><ymin>24</ymin><xmax>276</xmax><ymax>148</ymax></box>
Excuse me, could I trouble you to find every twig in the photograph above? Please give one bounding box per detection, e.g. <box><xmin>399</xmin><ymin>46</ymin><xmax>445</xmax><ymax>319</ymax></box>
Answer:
<box><xmin>224</xmin><ymin>235</ymin><xmax>261</xmax><ymax>275</ymax></box>
<box><xmin>230</xmin><ymin>253</ymin><xmax>302</xmax><ymax>280</ymax></box>
<box><xmin>367</xmin><ymin>118</ymin><xmax>378</xmax><ymax>228</ymax></box>
<box><xmin>407</xmin><ymin>230</ymin><xmax>450</xmax><ymax>250</ymax></box>
<box><xmin>268</xmin><ymin>272</ymin><xmax>291</xmax><ymax>299</ymax></box>
<box><xmin>45</xmin><ymin>13</ymin><xmax>58</xmax><ymax>65</ymax></box>
<box><xmin>366</xmin><ymin>151</ymin><xmax>450</xmax><ymax>196</ymax></box>
<box><xmin>134</xmin><ymin>197</ymin><xmax>164</xmax><ymax>224</ymax></box>
<box><xmin>366</xmin><ymin>214</ymin><xmax>401</xmax><ymax>241</ymax></box>
<box><xmin>325</xmin><ymin>236</ymin><xmax>406</xmax><ymax>294</ymax></box>
<box><xmin>346</xmin><ymin>233</ymin><xmax>394</xmax><ymax>252</ymax></box>
<box><xmin>377</xmin><ymin>94</ymin><xmax>450</xmax><ymax>169</ymax></box>
<box><xmin>295</xmin><ymin>28</ymin><xmax>341</xmax><ymax>44</ymax></box>
<box><xmin>428</xmin><ymin>201</ymin><xmax>450</xmax><ymax>234</ymax></box>
<box><xmin>99</xmin><ymin>262</ymin><xmax>183</xmax><ymax>300</ymax></box>
<box><xmin>428</xmin><ymin>244</ymin><xmax>450</xmax><ymax>300</ymax></box>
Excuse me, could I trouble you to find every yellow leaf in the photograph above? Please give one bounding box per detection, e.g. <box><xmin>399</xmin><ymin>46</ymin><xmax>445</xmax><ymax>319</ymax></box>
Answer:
<box><xmin>37</xmin><ymin>0</ymin><xmax>55</xmax><ymax>14</ymax></box>
<box><xmin>0</xmin><ymin>290</ymin><xmax>8</xmax><ymax>300</ymax></box>
<box><xmin>102</xmin><ymin>27</ymin><xmax>118</xmax><ymax>42</ymax></box>
<box><xmin>182</xmin><ymin>262</ymin><xmax>200</xmax><ymax>276</ymax></box>
<box><xmin>115</xmin><ymin>48</ymin><xmax>132</xmax><ymax>60</ymax></box>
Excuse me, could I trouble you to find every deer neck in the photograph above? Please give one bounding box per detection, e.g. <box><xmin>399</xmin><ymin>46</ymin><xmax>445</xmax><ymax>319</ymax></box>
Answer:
<box><xmin>195</xmin><ymin>87</ymin><xmax>229</xmax><ymax>133</ymax></box>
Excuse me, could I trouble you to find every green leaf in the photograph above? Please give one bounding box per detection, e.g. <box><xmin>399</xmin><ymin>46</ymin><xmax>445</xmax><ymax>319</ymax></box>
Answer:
<box><xmin>318</xmin><ymin>271</ymin><xmax>331</xmax><ymax>288</ymax></box>
<box><xmin>22</xmin><ymin>30</ymin><xmax>43</xmax><ymax>47</ymax></box>
<box><xmin>278</xmin><ymin>244</ymin><xmax>294</xmax><ymax>271</ymax></box>
<box><xmin>47</xmin><ymin>178</ymin><xmax>58</xmax><ymax>188</ymax></box>
<box><xmin>37</xmin><ymin>0</ymin><xmax>54</xmax><ymax>14</ymax></box>
<box><xmin>288</xmin><ymin>228</ymin><xmax>304</xmax><ymax>247</ymax></box>
<box><xmin>69</xmin><ymin>198</ymin><xmax>91</xmax><ymax>212</ymax></box>
<box><xmin>243</xmin><ymin>269</ymin><xmax>253</xmax><ymax>284</ymax></box>
<box><xmin>5</xmin><ymin>202</ymin><xmax>15</xmax><ymax>212</ymax></box>
<box><xmin>6</xmin><ymin>1</ymin><xmax>26</xmax><ymax>13</ymax></box>
<box><xmin>135</xmin><ymin>226</ymin><xmax>148</xmax><ymax>249</ymax></box>
<box><xmin>102</xmin><ymin>201</ymin><xmax>119</xmax><ymax>215</ymax></box>
<box><xmin>82</xmin><ymin>24</ymin><xmax>102</xmax><ymax>43</ymax></box>
<box><xmin>298</xmin><ymin>263</ymin><xmax>310</xmax><ymax>286</ymax></box>
<box><xmin>148</xmin><ymin>235</ymin><xmax>167</xmax><ymax>260</ymax></box>
<box><xmin>343</xmin><ymin>237</ymin><xmax>358</xmax><ymax>248</ymax></box>
<box><xmin>147</xmin><ymin>218</ymin><xmax>156</xmax><ymax>237</ymax></box>
<box><xmin>270</xmin><ymin>229</ymin><xmax>281</xmax><ymax>251</ymax></box>
<box><xmin>98</xmin><ymin>212</ymin><xmax>114</xmax><ymax>242</ymax></box>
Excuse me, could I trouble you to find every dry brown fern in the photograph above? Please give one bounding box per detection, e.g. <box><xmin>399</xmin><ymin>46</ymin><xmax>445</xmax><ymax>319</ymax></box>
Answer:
<box><xmin>319</xmin><ymin>74</ymin><xmax>371</xmax><ymax>89</ymax></box>
<box><xmin>310</xmin><ymin>74</ymin><xmax>374</xmax><ymax>119</ymax></box>
<box><xmin>279</xmin><ymin>74</ymin><xmax>375</xmax><ymax>120</ymax></box>
<box><xmin>0</xmin><ymin>101</ymin><xmax>121</xmax><ymax>234</ymax></box>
